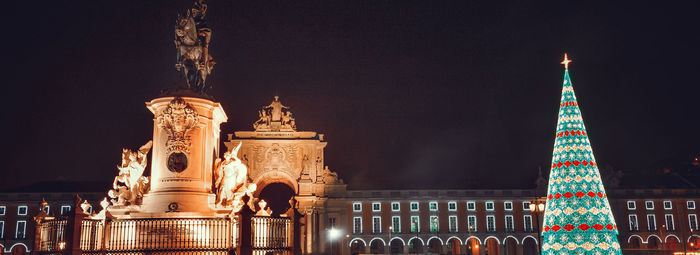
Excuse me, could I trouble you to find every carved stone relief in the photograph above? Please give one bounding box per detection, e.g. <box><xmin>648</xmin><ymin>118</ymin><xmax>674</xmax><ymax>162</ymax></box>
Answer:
<box><xmin>156</xmin><ymin>97</ymin><xmax>199</xmax><ymax>173</ymax></box>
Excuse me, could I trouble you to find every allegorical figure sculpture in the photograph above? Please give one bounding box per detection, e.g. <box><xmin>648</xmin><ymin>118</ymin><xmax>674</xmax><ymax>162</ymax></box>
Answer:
<box><xmin>174</xmin><ymin>0</ymin><xmax>215</xmax><ymax>93</ymax></box>
<box><xmin>214</xmin><ymin>142</ymin><xmax>257</xmax><ymax>211</ymax></box>
<box><xmin>109</xmin><ymin>141</ymin><xmax>153</xmax><ymax>206</ymax></box>
<box><xmin>253</xmin><ymin>96</ymin><xmax>297</xmax><ymax>131</ymax></box>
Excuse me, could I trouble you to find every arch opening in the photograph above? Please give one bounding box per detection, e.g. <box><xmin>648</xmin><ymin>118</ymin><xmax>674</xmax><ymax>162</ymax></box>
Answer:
<box><xmin>257</xmin><ymin>182</ymin><xmax>295</xmax><ymax>216</ymax></box>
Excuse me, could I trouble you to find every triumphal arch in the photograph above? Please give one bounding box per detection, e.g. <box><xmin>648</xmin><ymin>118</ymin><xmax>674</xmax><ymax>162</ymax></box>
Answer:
<box><xmin>225</xmin><ymin>96</ymin><xmax>347</xmax><ymax>254</ymax></box>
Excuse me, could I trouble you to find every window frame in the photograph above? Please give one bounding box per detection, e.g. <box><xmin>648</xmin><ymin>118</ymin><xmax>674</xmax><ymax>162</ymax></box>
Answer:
<box><xmin>448</xmin><ymin>201</ymin><xmax>457</xmax><ymax>211</ymax></box>
<box><xmin>353</xmin><ymin>217</ymin><xmax>362</xmax><ymax>234</ymax></box>
<box><xmin>17</xmin><ymin>205</ymin><xmax>28</xmax><ymax>216</ymax></box>
<box><xmin>665</xmin><ymin>214</ymin><xmax>674</xmax><ymax>231</ymax></box>
<box><xmin>0</xmin><ymin>206</ymin><xmax>6</xmax><ymax>215</ymax></box>
<box><xmin>688</xmin><ymin>201</ymin><xmax>696</xmax><ymax>210</ymax></box>
<box><xmin>429</xmin><ymin>201</ymin><xmax>438</xmax><ymax>212</ymax></box>
<box><xmin>429</xmin><ymin>215</ymin><xmax>439</xmax><ymax>232</ymax></box>
<box><xmin>61</xmin><ymin>205</ymin><xmax>71</xmax><ymax>215</ymax></box>
<box><xmin>504</xmin><ymin>201</ymin><xmax>513</xmax><ymax>211</ymax></box>
<box><xmin>467</xmin><ymin>215</ymin><xmax>477</xmax><ymax>232</ymax></box>
<box><xmin>522</xmin><ymin>201</ymin><xmax>531</xmax><ymax>211</ymax></box>
<box><xmin>689</xmin><ymin>214</ymin><xmax>698</xmax><ymax>231</ymax></box>
<box><xmin>627</xmin><ymin>201</ymin><xmax>636</xmax><ymax>210</ymax></box>
<box><xmin>505</xmin><ymin>215</ymin><xmax>514</xmax><ymax>232</ymax></box>
<box><xmin>391</xmin><ymin>216</ymin><xmax>401</xmax><ymax>233</ymax></box>
<box><xmin>410</xmin><ymin>202</ymin><xmax>419</xmax><ymax>212</ymax></box>
<box><xmin>645</xmin><ymin>201</ymin><xmax>654</xmax><ymax>210</ymax></box>
<box><xmin>647</xmin><ymin>214</ymin><xmax>656</xmax><ymax>231</ymax></box>
<box><xmin>0</xmin><ymin>221</ymin><xmax>4</xmax><ymax>238</ymax></box>
<box><xmin>410</xmin><ymin>216</ymin><xmax>420</xmax><ymax>233</ymax></box>
<box><xmin>486</xmin><ymin>215</ymin><xmax>496</xmax><ymax>232</ymax></box>
<box><xmin>663</xmin><ymin>201</ymin><xmax>672</xmax><ymax>210</ymax></box>
<box><xmin>628</xmin><ymin>214</ymin><xmax>638</xmax><ymax>231</ymax></box>
<box><xmin>352</xmin><ymin>202</ymin><xmax>362</xmax><ymax>212</ymax></box>
<box><xmin>467</xmin><ymin>201</ymin><xmax>476</xmax><ymax>211</ymax></box>
<box><xmin>372</xmin><ymin>202</ymin><xmax>381</xmax><ymax>212</ymax></box>
<box><xmin>16</xmin><ymin>220</ymin><xmax>27</xmax><ymax>239</ymax></box>
<box><xmin>485</xmin><ymin>201</ymin><xmax>495</xmax><ymax>211</ymax></box>
<box><xmin>448</xmin><ymin>215</ymin><xmax>458</xmax><ymax>233</ymax></box>
<box><xmin>372</xmin><ymin>216</ymin><xmax>381</xmax><ymax>233</ymax></box>
<box><xmin>391</xmin><ymin>202</ymin><xmax>400</xmax><ymax>212</ymax></box>
<box><xmin>523</xmin><ymin>215</ymin><xmax>533</xmax><ymax>232</ymax></box>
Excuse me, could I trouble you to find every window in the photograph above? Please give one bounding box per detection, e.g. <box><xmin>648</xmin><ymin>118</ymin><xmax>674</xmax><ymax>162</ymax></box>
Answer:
<box><xmin>372</xmin><ymin>216</ymin><xmax>381</xmax><ymax>233</ymax></box>
<box><xmin>628</xmin><ymin>214</ymin><xmax>638</xmax><ymax>231</ymax></box>
<box><xmin>467</xmin><ymin>216</ymin><xmax>477</xmax><ymax>232</ymax></box>
<box><xmin>645</xmin><ymin>201</ymin><xmax>654</xmax><ymax>210</ymax></box>
<box><xmin>688</xmin><ymin>201</ymin><xmax>696</xmax><ymax>210</ymax></box>
<box><xmin>87</xmin><ymin>206</ymin><xmax>93</xmax><ymax>214</ymax></box>
<box><xmin>410</xmin><ymin>216</ymin><xmax>420</xmax><ymax>233</ymax></box>
<box><xmin>523</xmin><ymin>215</ymin><xmax>533</xmax><ymax>232</ymax></box>
<box><xmin>504</xmin><ymin>201</ymin><xmax>513</xmax><ymax>211</ymax></box>
<box><xmin>485</xmin><ymin>201</ymin><xmax>494</xmax><ymax>211</ymax></box>
<box><xmin>448</xmin><ymin>201</ymin><xmax>457</xmax><ymax>211</ymax></box>
<box><xmin>505</xmin><ymin>215</ymin><xmax>514</xmax><ymax>232</ymax></box>
<box><xmin>372</xmin><ymin>202</ymin><xmax>381</xmax><ymax>212</ymax></box>
<box><xmin>627</xmin><ymin>201</ymin><xmax>636</xmax><ymax>210</ymax></box>
<box><xmin>665</xmin><ymin>214</ymin><xmax>675</xmax><ymax>231</ymax></box>
<box><xmin>352</xmin><ymin>202</ymin><xmax>362</xmax><ymax>212</ymax></box>
<box><xmin>429</xmin><ymin>202</ymin><xmax>438</xmax><ymax>211</ymax></box>
<box><xmin>647</xmin><ymin>214</ymin><xmax>656</xmax><ymax>231</ymax></box>
<box><xmin>353</xmin><ymin>217</ymin><xmax>362</xmax><ymax>233</ymax></box>
<box><xmin>689</xmin><ymin>214</ymin><xmax>698</xmax><ymax>231</ymax></box>
<box><xmin>410</xmin><ymin>202</ymin><xmax>419</xmax><ymax>212</ymax></box>
<box><xmin>391</xmin><ymin>202</ymin><xmax>400</xmax><ymax>212</ymax></box>
<box><xmin>0</xmin><ymin>221</ymin><xmax>4</xmax><ymax>238</ymax></box>
<box><xmin>467</xmin><ymin>201</ymin><xmax>476</xmax><ymax>211</ymax></box>
<box><xmin>486</xmin><ymin>215</ymin><xmax>496</xmax><ymax>232</ymax></box>
<box><xmin>664</xmin><ymin>201</ymin><xmax>672</xmax><ymax>210</ymax></box>
<box><xmin>328</xmin><ymin>217</ymin><xmax>336</xmax><ymax>228</ymax></box>
<box><xmin>17</xmin><ymin>206</ymin><xmax>28</xmax><ymax>216</ymax></box>
<box><xmin>448</xmin><ymin>216</ymin><xmax>458</xmax><ymax>233</ymax></box>
<box><xmin>523</xmin><ymin>201</ymin><xmax>531</xmax><ymax>211</ymax></box>
<box><xmin>392</xmin><ymin>216</ymin><xmax>400</xmax><ymax>233</ymax></box>
<box><xmin>16</xmin><ymin>220</ymin><xmax>26</xmax><ymax>239</ymax></box>
<box><xmin>429</xmin><ymin>216</ymin><xmax>439</xmax><ymax>232</ymax></box>
<box><xmin>61</xmin><ymin>206</ymin><xmax>71</xmax><ymax>215</ymax></box>
<box><xmin>0</xmin><ymin>206</ymin><xmax>6</xmax><ymax>215</ymax></box>
<box><xmin>44</xmin><ymin>205</ymin><xmax>50</xmax><ymax>214</ymax></box>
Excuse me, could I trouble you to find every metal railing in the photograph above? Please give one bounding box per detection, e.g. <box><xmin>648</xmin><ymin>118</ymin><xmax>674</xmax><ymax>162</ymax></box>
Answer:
<box><xmin>251</xmin><ymin>216</ymin><xmax>292</xmax><ymax>255</ymax></box>
<box><xmin>39</xmin><ymin>218</ymin><xmax>67</xmax><ymax>252</ymax></box>
<box><xmin>106</xmin><ymin>218</ymin><xmax>234</xmax><ymax>251</ymax></box>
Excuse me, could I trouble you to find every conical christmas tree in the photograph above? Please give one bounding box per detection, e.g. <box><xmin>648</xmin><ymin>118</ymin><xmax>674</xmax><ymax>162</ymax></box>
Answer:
<box><xmin>541</xmin><ymin>54</ymin><xmax>621</xmax><ymax>254</ymax></box>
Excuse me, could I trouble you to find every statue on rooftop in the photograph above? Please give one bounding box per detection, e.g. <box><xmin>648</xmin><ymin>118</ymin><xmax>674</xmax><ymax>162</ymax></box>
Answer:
<box><xmin>253</xmin><ymin>96</ymin><xmax>297</xmax><ymax>131</ymax></box>
<box><xmin>109</xmin><ymin>141</ymin><xmax>153</xmax><ymax>206</ymax></box>
<box><xmin>174</xmin><ymin>0</ymin><xmax>215</xmax><ymax>93</ymax></box>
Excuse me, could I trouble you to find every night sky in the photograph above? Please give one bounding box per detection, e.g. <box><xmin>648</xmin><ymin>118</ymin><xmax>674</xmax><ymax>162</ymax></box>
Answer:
<box><xmin>3</xmin><ymin>1</ymin><xmax>699</xmax><ymax>190</ymax></box>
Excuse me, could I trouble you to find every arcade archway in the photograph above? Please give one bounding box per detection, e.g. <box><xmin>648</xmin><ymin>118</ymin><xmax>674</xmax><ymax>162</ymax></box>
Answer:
<box><xmin>258</xmin><ymin>183</ymin><xmax>295</xmax><ymax>216</ymax></box>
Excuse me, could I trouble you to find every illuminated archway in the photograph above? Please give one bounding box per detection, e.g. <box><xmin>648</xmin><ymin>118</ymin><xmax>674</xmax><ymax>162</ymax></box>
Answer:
<box><xmin>369</xmin><ymin>237</ymin><xmax>385</xmax><ymax>254</ymax></box>
<box><xmin>389</xmin><ymin>237</ymin><xmax>404</xmax><ymax>254</ymax></box>
<box><xmin>465</xmin><ymin>237</ymin><xmax>481</xmax><ymax>255</ymax></box>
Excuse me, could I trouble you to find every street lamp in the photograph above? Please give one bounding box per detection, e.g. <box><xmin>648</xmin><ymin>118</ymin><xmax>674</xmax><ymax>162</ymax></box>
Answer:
<box><xmin>328</xmin><ymin>227</ymin><xmax>341</xmax><ymax>255</ymax></box>
<box><xmin>529</xmin><ymin>200</ymin><xmax>546</xmax><ymax>255</ymax></box>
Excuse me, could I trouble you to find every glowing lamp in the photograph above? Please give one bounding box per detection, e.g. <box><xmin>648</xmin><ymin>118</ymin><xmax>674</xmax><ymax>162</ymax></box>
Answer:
<box><xmin>58</xmin><ymin>242</ymin><xmax>66</xmax><ymax>250</ymax></box>
<box><xmin>529</xmin><ymin>203</ymin><xmax>535</xmax><ymax>211</ymax></box>
<box><xmin>328</xmin><ymin>228</ymin><xmax>341</xmax><ymax>240</ymax></box>
<box><xmin>538</xmin><ymin>203</ymin><xmax>545</xmax><ymax>211</ymax></box>
<box><xmin>475</xmin><ymin>244</ymin><xmax>479</xmax><ymax>248</ymax></box>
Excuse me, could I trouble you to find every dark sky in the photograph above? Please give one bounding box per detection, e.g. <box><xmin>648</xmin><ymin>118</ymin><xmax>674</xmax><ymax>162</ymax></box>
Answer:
<box><xmin>3</xmin><ymin>1</ymin><xmax>699</xmax><ymax>190</ymax></box>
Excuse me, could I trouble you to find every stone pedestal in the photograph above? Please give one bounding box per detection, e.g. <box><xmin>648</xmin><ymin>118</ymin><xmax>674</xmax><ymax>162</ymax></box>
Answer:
<box><xmin>141</xmin><ymin>96</ymin><xmax>227</xmax><ymax>214</ymax></box>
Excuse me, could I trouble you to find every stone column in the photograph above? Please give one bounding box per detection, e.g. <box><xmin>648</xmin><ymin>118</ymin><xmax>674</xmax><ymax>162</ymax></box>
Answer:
<box><xmin>516</xmin><ymin>243</ymin><xmax>524</xmax><ymax>255</ymax></box>
<box><xmin>306</xmin><ymin>211</ymin><xmax>313</xmax><ymax>254</ymax></box>
<box><xmin>142</xmin><ymin>96</ymin><xmax>227</xmax><ymax>214</ymax></box>
<box><xmin>499</xmin><ymin>244</ymin><xmax>506</xmax><ymax>255</ymax></box>
<box><xmin>403</xmin><ymin>244</ymin><xmax>410</xmax><ymax>254</ymax></box>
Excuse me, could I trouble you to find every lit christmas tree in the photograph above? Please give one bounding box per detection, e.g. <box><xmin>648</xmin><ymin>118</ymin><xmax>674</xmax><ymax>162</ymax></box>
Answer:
<box><xmin>541</xmin><ymin>54</ymin><xmax>622</xmax><ymax>254</ymax></box>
